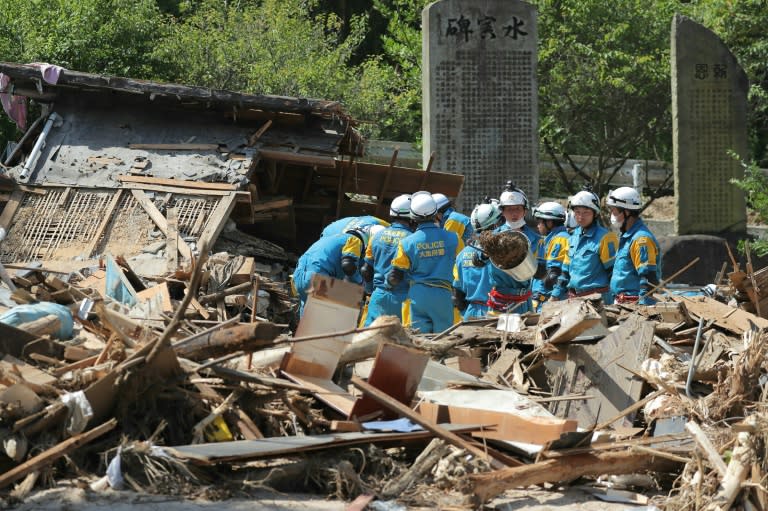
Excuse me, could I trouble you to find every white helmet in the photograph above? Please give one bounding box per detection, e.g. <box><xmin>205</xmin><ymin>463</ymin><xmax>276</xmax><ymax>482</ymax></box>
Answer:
<box><xmin>606</xmin><ymin>187</ymin><xmax>642</xmax><ymax>211</ymax></box>
<box><xmin>410</xmin><ymin>191</ymin><xmax>437</xmax><ymax>220</ymax></box>
<box><xmin>471</xmin><ymin>203</ymin><xmax>502</xmax><ymax>232</ymax></box>
<box><xmin>345</xmin><ymin>224</ymin><xmax>386</xmax><ymax>248</ymax></box>
<box><xmin>368</xmin><ymin>224</ymin><xmax>386</xmax><ymax>239</ymax></box>
<box><xmin>499</xmin><ymin>189</ymin><xmax>528</xmax><ymax>208</ymax></box>
<box><xmin>565</xmin><ymin>210</ymin><xmax>578</xmax><ymax>230</ymax></box>
<box><xmin>568</xmin><ymin>190</ymin><xmax>601</xmax><ymax>213</ymax></box>
<box><xmin>431</xmin><ymin>193</ymin><xmax>451</xmax><ymax>213</ymax></box>
<box><xmin>390</xmin><ymin>194</ymin><xmax>412</xmax><ymax>219</ymax></box>
<box><xmin>533</xmin><ymin>201</ymin><xmax>566</xmax><ymax>221</ymax></box>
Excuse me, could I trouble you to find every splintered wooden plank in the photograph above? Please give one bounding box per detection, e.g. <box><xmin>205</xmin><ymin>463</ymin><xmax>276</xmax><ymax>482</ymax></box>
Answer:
<box><xmin>334</xmin><ymin>160</ymin><xmax>464</xmax><ymax>199</ymax></box>
<box><xmin>668</xmin><ymin>294</ymin><xmax>768</xmax><ymax>334</ymax></box>
<box><xmin>0</xmin><ymin>418</ymin><xmax>117</xmax><ymax>489</ymax></box>
<box><xmin>349</xmin><ymin>343</ymin><xmax>429</xmax><ymax>421</ymax></box>
<box><xmin>551</xmin><ymin>314</ymin><xmax>654</xmax><ymax>429</ymax></box>
<box><xmin>118</xmin><ymin>174</ymin><xmax>237</xmax><ymax>190</ymax></box>
<box><xmin>128</xmin><ymin>143</ymin><xmax>219</xmax><ymax>151</ymax></box>
<box><xmin>0</xmin><ymin>189</ymin><xmax>24</xmax><ymax>230</ymax></box>
<box><xmin>130</xmin><ymin>189</ymin><xmax>192</xmax><ymax>260</ymax></box>
<box><xmin>84</xmin><ymin>190</ymin><xmax>122</xmax><ymax>258</ymax></box>
<box><xmin>536</xmin><ymin>300</ymin><xmax>603</xmax><ymax>345</ymax></box>
<box><xmin>1</xmin><ymin>355</ymin><xmax>57</xmax><ymax>386</ymax></box>
<box><xmin>351</xmin><ymin>376</ymin><xmax>507</xmax><ymax>469</ymax></box>
<box><xmin>281</xmin><ymin>371</ymin><xmax>356</xmax><ymax>416</ymax></box>
<box><xmin>166</xmin><ymin>207</ymin><xmax>179</xmax><ymax>272</ymax></box>
<box><xmin>469</xmin><ymin>450</ymin><xmax>679</xmax><ymax>504</ymax></box>
<box><xmin>417</xmin><ymin>400</ymin><xmax>578</xmax><ymax>445</ymax></box>
<box><xmin>164</xmin><ymin>424</ymin><xmax>480</xmax><ymax>465</ymax></box>
<box><xmin>197</xmin><ymin>192</ymin><xmax>237</xmax><ymax>250</ymax></box>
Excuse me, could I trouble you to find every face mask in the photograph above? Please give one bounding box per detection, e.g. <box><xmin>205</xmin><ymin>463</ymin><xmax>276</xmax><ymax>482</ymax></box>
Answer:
<box><xmin>610</xmin><ymin>213</ymin><xmax>623</xmax><ymax>229</ymax></box>
<box><xmin>506</xmin><ymin>218</ymin><xmax>526</xmax><ymax>230</ymax></box>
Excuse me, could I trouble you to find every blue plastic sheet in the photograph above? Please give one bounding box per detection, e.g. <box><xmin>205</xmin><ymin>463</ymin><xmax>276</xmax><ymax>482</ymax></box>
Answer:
<box><xmin>0</xmin><ymin>301</ymin><xmax>74</xmax><ymax>339</ymax></box>
<box><xmin>362</xmin><ymin>418</ymin><xmax>424</xmax><ymax>433</ymax></box>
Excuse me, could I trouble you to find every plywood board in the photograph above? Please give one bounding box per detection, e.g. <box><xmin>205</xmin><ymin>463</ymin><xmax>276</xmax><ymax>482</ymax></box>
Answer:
<box><xmin>282</xmin><ymin>274</ymin><xmax>364</xmax><ymax>411</ymax></box>
<box><xmin>416</xmin><ymin>401</ymin><xmax>577</xmax><ymax>445</ymax></box>
<box><xmin>164</xmin><ymin>424</ymin><xmax>479</xmax><ymax>465</ymax></box>
<box><xmin>281</xmin><ymin>370</ymin><xmax>356</xmax><ymax>416</ymax></box>
<box><xmin>669</xmin><ymin>294</ymin><xmax>768</xmax><ymax>334</ymax></box>
<box><xmin>136</xmin><ymin>281</ymin><xmax>173</xmax><ymax>313</ymax></box>
<box><xmin>349</xmin><ymin>343</ymin><xmax>429</xmax><ymax>420</ymax></box>
<box><xmin>551</xmin><ymin>314</ymin><xmax>654</xmax><ymax>429</ymax></box>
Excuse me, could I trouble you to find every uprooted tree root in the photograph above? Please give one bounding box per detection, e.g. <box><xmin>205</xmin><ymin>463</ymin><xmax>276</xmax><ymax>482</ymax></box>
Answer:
<box><xmin>478</xmin><ymin>230</ymin><xmax>529</xmax><ymax>269</ymax></box>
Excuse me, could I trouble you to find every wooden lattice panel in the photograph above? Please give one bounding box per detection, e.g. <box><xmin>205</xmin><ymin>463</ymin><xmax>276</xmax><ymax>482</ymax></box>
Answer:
<box><xmin>1</xmin><ymin>188</ymin><xmax>220</xmax><ymax>264</ymax></box>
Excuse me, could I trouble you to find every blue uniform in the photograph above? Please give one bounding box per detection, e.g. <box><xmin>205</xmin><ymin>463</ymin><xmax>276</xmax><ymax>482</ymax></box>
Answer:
<box><xmin>391</xmin><ymin>222</ymin><xmax>462</xmax><ymax>333</ymax></box>
<box><xmin>453</xmin><ymin>244</ymin><xmax>493</xmax><ymax>320</ymax></box>
<box><xmin>441</xmin><ymin>207</ymin><xmax>474</xmax><ymax>246</ymax></box>
<box><xmin>363</xmin><ymin>223</ymin><xmax>412</xmax><ymax>325</ymax></box>
<box><xmin>487</xmin><ymin>224</ymin><xmax>540</xmax><ymax>314</ymax></box>
<box><xmin>532</xmin><ymin>226</ymin><xmax>570</xmax><ymax>307</ymax></box>
<box><xmin>293</xmin><ymin>232</ymin><xmax>364</xmax><ymax>315</ymax></box>
<box><xmin>554</xmin><ymin>224</ymin><xmax>618</xmax><ymax>304</ymax></box>
<box><xmin>611</xmin><ymin>219</ymin><xmax>662</xmax><ymax>305</ymax></box>
<box><xmin>321</xmin><ymin>216</ymin><xmax>389</xmax><ymax>238</ymax></box>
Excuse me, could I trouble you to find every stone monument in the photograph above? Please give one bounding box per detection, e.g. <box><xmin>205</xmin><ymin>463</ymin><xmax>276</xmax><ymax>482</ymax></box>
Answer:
<box><xmin>422</xmin><ymin>0</ymin><xmax>538</xmax><ymax>210</ymax></box>
<box><xmin>672</xmin><ymin>14</ymin><xmax>748</xmax><ymax>235</ymax></box>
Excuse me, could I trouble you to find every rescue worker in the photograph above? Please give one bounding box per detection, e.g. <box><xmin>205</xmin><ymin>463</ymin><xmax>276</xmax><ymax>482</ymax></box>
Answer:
<box><xmin>531</xmin><ymin>201</ymin><xmax>570</xmax><ymax>310</ymax></box>
<box><xmin>321</xmin><ymin>215</ymin><xmax>389</xmax><ymax>238</ymax></box>
<box><xmin>565</xmin><ymin>210</ymin><xmax>578</xmax><ymax>234</ymax></box>
<box><xmin>486</xmin><ymin>182</ymin><xmax>540</xmax><ymax>314</ymax></box>
<box><xmin>606</xmin><ymin>187</ymin><xmax>662</xmax><ymax>305</ymax></box>
<box><xmin>552</xmin><ymin>188</ymin><xmax>618</xmax><ymax>304</ymax></box>
<box><xmin>432</xmin><ymin>193</ymin><xmax>474</xmax><ymax>246</ymax></box>
<box><xmin>452</xmin><ymin>202</ymin><xmax>503</xmax><ymax>320</ymax></box>
<box><xmin>293</xmin><ymin>224</ymin><xmax>383</xmax><ymax>316</ymax></box>
<box><xmin>389</xmin><ymin>191</ymin><xmax>462</xmax><ymax>333</ymax></box>
<box><xmin>360</xmin><ymin>194</ymin><xmax>413</xmax><ymax>325</ymax></box>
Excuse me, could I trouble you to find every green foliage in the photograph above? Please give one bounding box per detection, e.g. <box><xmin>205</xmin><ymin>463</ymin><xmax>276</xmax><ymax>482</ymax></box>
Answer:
<box><xmin>534</xmin><ymin>0</ymin><xmax>683</xmax><ymax>196</ymax></box>
<box><xmin>371</xmin><ymin>0</ymin><xmax>431</xmax><ymax>144</ymax></box>
<box><xmin>693</xmin><ymin>0</ymin><xmax>768</xmax><ymax>165</ymax></box>
<box><xmin>0</xmin><ymin>0</ymin><xmax>165</xmax><ymax>77</ymax></box>
<box><xmin>731</xmin><ymin>155</ymin><xmax>768</xmax><ymax>255</ymax></box>
<box><xmin>150</xmin><ymin>0</ymin><xmax>398</xmax><ymax>139</ymax></box>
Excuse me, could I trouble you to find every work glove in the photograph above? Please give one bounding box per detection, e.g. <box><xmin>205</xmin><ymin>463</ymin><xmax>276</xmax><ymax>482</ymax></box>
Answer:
<box><xmin>360</xmin><ymin>262</ymin><xmax>374</xmax><ymax>283</ymax></box>
<box><xmin>472</xmin><ymin>251</ymin><xmax>489</xmax><ymax>267</ymax></box>
<box><xmin>341</xmin><ymin>256</ymin><xmax>358</xmax><ymax>277</ymax></box>
<box><xmin>452</xmin><ymin>289</ymin><xmax>468</xmax><ymax>312</ymax></box>
<box><xmin>387</xmin><ymin>268</ymin><xmax>404</xmax><ymax>287</ymax></box>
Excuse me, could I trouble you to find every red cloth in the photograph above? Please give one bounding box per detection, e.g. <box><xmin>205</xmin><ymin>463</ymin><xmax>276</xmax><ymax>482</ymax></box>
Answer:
<box><xmin>487</xmin><ymin>288</ymin><xmax>532</xmax><ymax>311</ymax></box>
<box><xmin>614</xmin><ymin>293</ymin><xmax>639</xmax><ymax>304</ymax></box>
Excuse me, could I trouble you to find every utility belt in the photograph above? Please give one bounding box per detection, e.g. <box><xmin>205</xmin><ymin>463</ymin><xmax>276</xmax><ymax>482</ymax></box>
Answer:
<box><xmin>567</xmin><ymin>286</ymin><xmax>609</xmax><ymax>298</ymax></box>
<box><xmin>487</xmin><ymin>288</ymin><xmax>532</xmax><ymax>311</ymax></box>
<box><xmin>413</xmin><ymin>280</ymin><xmax>452</xmax><ymax>291</ymax></box>
<box><xmin>614</xmin><ymin>292</ymin><xmax>640</xmax><ymax>304</ymax></box>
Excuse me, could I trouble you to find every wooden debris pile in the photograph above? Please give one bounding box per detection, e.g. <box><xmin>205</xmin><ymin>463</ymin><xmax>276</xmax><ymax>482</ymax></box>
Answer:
<box><xmin>5</xmin><ymin>257</ymin><xmax>768</xmax><ymax>510</ymax></box>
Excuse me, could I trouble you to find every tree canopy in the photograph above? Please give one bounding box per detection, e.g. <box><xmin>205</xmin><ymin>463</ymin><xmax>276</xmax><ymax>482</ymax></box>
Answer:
<box><xmin>0</xmin><ymin>0</ymin><xmax>765</xmax><ymax>184</ymax></box>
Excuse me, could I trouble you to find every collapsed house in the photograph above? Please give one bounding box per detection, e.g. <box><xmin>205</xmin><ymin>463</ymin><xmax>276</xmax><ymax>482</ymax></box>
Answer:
<box><xmin>0</xmin><ymin>61</ymin><xmax>463</xmax><ymax>269</ymax></box>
